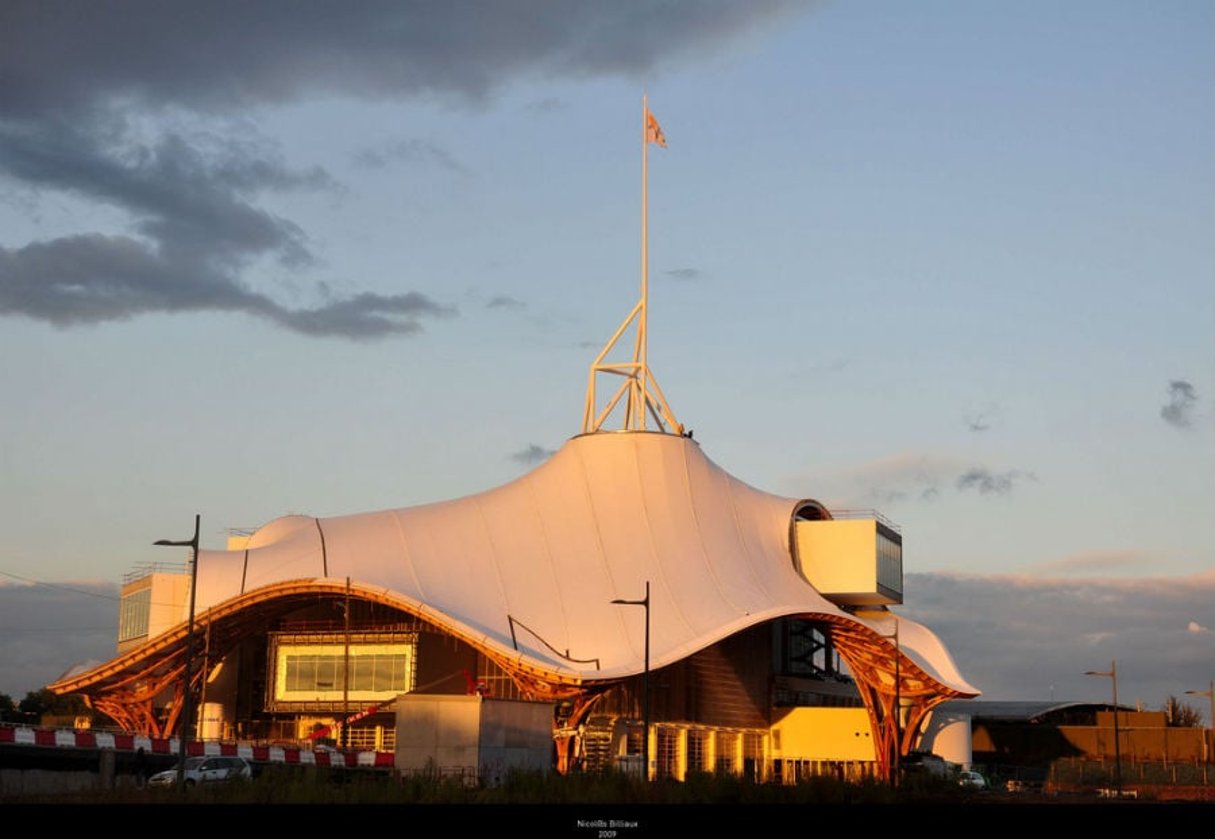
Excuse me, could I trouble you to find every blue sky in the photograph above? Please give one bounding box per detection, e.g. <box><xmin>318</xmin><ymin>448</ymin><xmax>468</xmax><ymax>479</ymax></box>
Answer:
<box><xmin>1</xmin><ymin>2</ymin><xmax>1212</xmax><ymax>705</ymax></box>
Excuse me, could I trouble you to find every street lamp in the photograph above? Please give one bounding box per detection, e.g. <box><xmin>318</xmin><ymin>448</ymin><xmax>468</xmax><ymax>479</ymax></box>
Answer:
<box><xmin>1185</xmin><ymin>680</ymin><xmax>1214</xmax><ymax>765</ymax></box>
<box><xmin>1084</xmin><ymin>659</ymin><xmax>1121</xmax><ymax>790</ymax></box>
<box><xmin>155</xmin><ymin>513</ymin><xmax>200</xmax><ymax>788</ymax></box>
<box><xmin>611</xmin><ymin>581</ymin><xmax>650</xmax><ymax>781</ymax></box>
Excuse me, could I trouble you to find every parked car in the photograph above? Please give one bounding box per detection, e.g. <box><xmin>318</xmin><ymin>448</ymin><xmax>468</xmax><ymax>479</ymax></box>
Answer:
<box><xmin>957</xmin><ymin>769</ymin><xmax>988</xmax><ymax>790</ymax></box>
<box><xmin>901</xmin><ymin>751</ymin><xmax>949</xmax><ymax>778</ymax></box>
<box><xmin>147</xmin><ymin>755</ymin><xmax>252</xmax><ymax>788</ymax></box>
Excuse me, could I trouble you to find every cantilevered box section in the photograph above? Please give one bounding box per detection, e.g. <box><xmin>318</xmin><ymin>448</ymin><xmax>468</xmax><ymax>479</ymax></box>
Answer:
<box><xmin>117</xmin><ymin>567</ymin><xmax>190</xmax><ymax>654</ymax></box>
<box><xmin>793</xmin><ymin>517</ymin><xmax>903</xmax><ymax>607</ymax></box>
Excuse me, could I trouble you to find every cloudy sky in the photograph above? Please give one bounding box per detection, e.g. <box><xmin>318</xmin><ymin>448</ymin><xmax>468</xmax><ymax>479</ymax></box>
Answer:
<box><xmin>1</xmin><ymin>3</ymin><xmax>1212</xmax><ymax>709</ymax></box>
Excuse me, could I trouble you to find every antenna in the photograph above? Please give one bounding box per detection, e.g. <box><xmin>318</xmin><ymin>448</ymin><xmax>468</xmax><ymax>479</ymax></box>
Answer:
<box><xmin>581</xmin><ymin>97</ymin><xmax>683</xmax><ymax>435</ymax></box>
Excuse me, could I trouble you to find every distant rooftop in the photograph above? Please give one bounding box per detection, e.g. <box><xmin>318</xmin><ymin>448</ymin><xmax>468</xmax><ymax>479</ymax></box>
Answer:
<box><xmin>829</xmin><ymin>508</ymin><xmax>901</xmax><ymax>533</ymax></box>
<box><xmin>122</xmin><ymin>561</ymin><xmax>188</xmax><ymax>585</ymax></box>
<box><xmin>937</xmin><ymin>699</ymin><xmax>1131</xmax><ymax>723</ymax></box>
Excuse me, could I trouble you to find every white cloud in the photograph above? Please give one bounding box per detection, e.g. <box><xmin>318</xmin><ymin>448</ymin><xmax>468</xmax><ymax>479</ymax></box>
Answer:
<box><xmin>1024</xmin><ymin>549</ymin><xmax>1159</xmax><ymax>577</ymax></box>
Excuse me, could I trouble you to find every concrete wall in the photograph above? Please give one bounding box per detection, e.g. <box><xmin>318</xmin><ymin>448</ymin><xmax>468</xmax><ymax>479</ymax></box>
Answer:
<box><xmin>0</xmin><ymin>747</ymin><xmax>138</xmax><ymax>799</ymax></box>
<box><xmin>920</xmin><ymin>708</ymin><xmax>974</xmax><ymax>767</ymax></box>
<box><xmin>1059</xmin><ymin>723</ymin><xmax>1205</xmax><ymax>762</ymax></box>
<box><xmin>1</xmin><ymin>768</ymin><xmax>105</xmax><ymax>798</ymax></box>
<box><xmin>973</xmin><ymin>719</ymin><xmax>1206</xmax><ymax>766</ymax></box>
<box><xmin>478</xmin><ymin>697</ymin><xmax>554</xmax><ymax>782</ymax></box>
<box><xmin>394</xmin><ymin>695</ymin><xmax>553</xmax><ymax>782</ymax></box>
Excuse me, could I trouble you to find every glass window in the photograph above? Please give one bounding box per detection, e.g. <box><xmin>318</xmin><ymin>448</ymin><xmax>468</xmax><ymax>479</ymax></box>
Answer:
<box><xmin>275</xmin><ymin>642</ymin><xmax>415</xmax><ymax>703</ymax></box>
<box><xmin>118</xmin><ymin>588</ymin><xmax>152</xmax><ymax>642</ymax></box>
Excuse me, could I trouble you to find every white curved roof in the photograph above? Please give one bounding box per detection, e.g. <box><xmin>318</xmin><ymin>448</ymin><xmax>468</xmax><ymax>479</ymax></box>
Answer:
<box><xmin>194</xmin><ymin>431</ymin><xmax>977</xmax><ymax>695</ymax></box>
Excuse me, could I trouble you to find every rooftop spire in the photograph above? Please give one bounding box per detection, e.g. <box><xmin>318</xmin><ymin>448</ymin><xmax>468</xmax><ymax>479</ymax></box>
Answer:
<box><xmin>581</xmin><ymin>97</ymin><xmax>683</xmax><ymax>436</ymax></box>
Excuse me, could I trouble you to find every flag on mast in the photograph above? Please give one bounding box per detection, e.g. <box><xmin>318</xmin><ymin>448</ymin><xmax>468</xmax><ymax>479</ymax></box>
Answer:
<box><xmin>645</xmin><ymin>109</ymin><xmax>667</xmax><ymax>148</ymax></box>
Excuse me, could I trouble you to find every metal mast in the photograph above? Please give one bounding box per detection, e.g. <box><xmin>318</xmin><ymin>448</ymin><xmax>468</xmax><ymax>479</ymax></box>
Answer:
<box><xmin>581</xmin><ymin>97</ymin><xmax>682</xmax><ymax>436</ymax></box>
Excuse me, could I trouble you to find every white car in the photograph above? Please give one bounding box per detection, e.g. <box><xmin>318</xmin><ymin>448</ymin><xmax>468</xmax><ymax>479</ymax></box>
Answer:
<box><xmin>957</xmin><ymin>769</ymin><xmax>988</xmax><ymax>790</ymax></box>
<box><xmin>148</xmin><ymin>756</ymin><xmax>252</xmax><ymax>787</ymax></box>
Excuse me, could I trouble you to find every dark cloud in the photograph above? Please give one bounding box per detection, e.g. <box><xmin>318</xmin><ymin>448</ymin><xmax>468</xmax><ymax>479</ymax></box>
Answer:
<box><xmin>0</xmin><ymin>213</ymin><xmax>455</xmax><ymax>339</ymax></box>
<box><xmin>0</xmin><ymin>119</ymin><xmax>328</xmax><ymax>266</ymax></box>
<box><xmin>665</xmin><ymin>268</ymin><xmax>703</xmax><ymax>281</ymax></box>
<box><xmin>2</xmin><ymin>119</ymin><xmax>323</xmax><ymax>252</ymax></box>
<box><xmin>1</xmin><ymin>2</ymin><xmax>810</xmax><ymax>119</ymax></box>
<box><xmin>0</xmin><ymin>116</ymin><xmax>440</xmax><ymax>335</ymax></box>
<box><xmin>0</xmin><ymin>581</ymin><xmax>119</xmax><ymax>697</ymax></box>
<box><xmin>510</xmin><ymin>444</ymin><xmax>555</xmax><ymax>465</ymax></box>
<box><xmin>272</xmin><ymin>291</ymin><xmax>455</xmax><ymax>339</ymax></box>
<box><xmin>864</xmin><ymin>485</ymin><xmax>938</xmax><ymax>506</ymax></box>
<box><xmin>486</xmin><ymin>295</ymin><xmax>526</xmax><ymax>310</ymax></box>
<box><xmin>963</xmin><ymin>402</ymin><xmax>999</xmax><ymax>432</ymax></box>
<box><xmin>352</xmin><ymin>139</ymin><xmax>466</xmax><ymax>173</ymax></box>
<box><xmin>1160</xmin><ymin>379</ymin><xmax>1197</xmax><ymax>429</ymax></box>
<box><xmin>899</xmin><ymin>571</ymin><xmax>1215</xmax><ymax>708</ymax></box>
<box><xmin>0</xmin><ymin>2</ymin><xmax>807</xmax><ymax>339</ymax></box>
<box><xmin>818</xmin><ymin>456</ymin><xmax>1036</xmax><ymax>506</ymax></box>
<box><xmin>0</xmin><ymin>78</ymin><xmax>456</xmax><ymax>338</ymax></box>
<box><xmin>955</xmin><ymin>467</ymin><xmax>1034</xmax><ymax>496</ymax></box>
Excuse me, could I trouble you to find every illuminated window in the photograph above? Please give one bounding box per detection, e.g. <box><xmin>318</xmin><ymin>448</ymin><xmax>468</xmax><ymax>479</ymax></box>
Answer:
<box><xmin>716</xmin><ymin>732</ymin><xmax>738</xmax><ymax>774</ymax></box>
<box><xmin>272</xmin><ymin>640</ymin><xmax>416</xmax><ymax>705</ymax></box>
<box><xmin>687</xmin><ymin>729</ymin><xmax>709</xmax><ymax>773</ymax></box>
<box><xmin>656</xmin><ymin>728</ymin><xmax>679</xmax><ymax>779</ymax></box>
<box><xmin>283</xmin><ymin>652</ymin><xmax>409</xmax><ymax>693</ymax></box>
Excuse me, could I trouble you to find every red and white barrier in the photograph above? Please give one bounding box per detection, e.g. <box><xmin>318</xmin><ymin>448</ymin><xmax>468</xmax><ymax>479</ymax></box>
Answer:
<box><xmin>0</xmin><ymin>723</ymin><xmax>394</xmax><ymax>768</ymax></box>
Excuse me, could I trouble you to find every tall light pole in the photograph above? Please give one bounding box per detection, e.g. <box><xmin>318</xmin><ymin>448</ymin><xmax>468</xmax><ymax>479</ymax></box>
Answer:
<box><xmin>155</xmin><ymin>514</ymin><xmax>200</xmax><ymax>788</ymax></box>
<box><xmin>611</xmin><ymin>581</ymin><xmax>650</xmax><ymax>781</ymax></box>
<box><xmin>1085</xmin><ymin>659</ymin><xmax>1121</xmax><ymax>790</ymax></box>
<box><xmin>1185</xmin><ymin>680</ymin><xmax>1214</xmax><ymax>765</ymax></box>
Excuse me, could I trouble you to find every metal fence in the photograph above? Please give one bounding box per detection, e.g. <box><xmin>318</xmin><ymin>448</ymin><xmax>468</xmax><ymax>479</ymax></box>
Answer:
<box><xmin>1049</xmin><ymin>756</ymin><xmax>1211</xmax><ymax>787</ymax></box>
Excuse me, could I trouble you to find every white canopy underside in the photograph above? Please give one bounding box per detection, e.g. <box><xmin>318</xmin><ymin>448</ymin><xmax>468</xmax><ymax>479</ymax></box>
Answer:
<box><xmin>194</xmin><ymin>432</ymin><xmax>977</xmax><ymax>695</ymax></box>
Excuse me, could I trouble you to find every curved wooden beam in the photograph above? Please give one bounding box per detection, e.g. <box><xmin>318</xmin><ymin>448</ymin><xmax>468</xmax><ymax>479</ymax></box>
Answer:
<box><xmin>51</xmin><ymin>580</ymin><xmax>590</xmax><ymax>735</ymax></box>
<box><xmin>53</xmin><ymin>582</ymin><xmax>969</xmax><ymax>782</ymax></box>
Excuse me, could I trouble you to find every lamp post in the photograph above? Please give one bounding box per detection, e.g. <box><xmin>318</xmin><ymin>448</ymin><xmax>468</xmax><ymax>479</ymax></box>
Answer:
<box><xmin>155</xmin><ymin>514</ymin><xmax>200</xmax><ymax>788</ymax></box>
<box><xmin>1084</xmin><ymin>659</ymin><xmax>1121</xmax><ymax>791</ymax></box>
<box><xmin>1185</xmin><ymin>680</ymin><xmax>1214</xmax><ymax>766</ymax></box>
<box><xmin>611</xmin><ymin>581</ymin><xmax>650</xmax><ymax>781</ymax></box>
